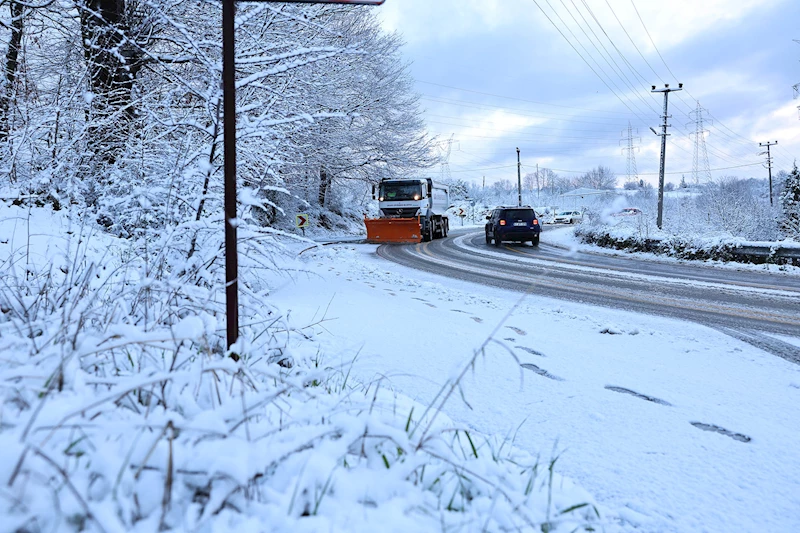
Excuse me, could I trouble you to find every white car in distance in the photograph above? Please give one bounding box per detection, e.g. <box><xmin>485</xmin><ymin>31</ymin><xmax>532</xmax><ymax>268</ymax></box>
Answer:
<box><xmin>553</xmin><ymin>210</ymin><xmax>583</xmax><ymax>224</ymax></box>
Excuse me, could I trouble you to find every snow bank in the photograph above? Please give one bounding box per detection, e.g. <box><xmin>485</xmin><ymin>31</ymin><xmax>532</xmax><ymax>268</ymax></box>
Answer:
<box><xmin>576</xmin><ymin>222</ymin><xmax>800</xmax><ymax>266</ymax></box>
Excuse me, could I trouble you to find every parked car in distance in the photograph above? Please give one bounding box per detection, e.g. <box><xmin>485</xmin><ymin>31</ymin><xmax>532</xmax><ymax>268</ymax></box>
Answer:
<box><xmin>485</xmin><ymin>206</ymin><xmax>542</xmax><ymax>246</ymax></box>
<box><xmin>611</xmin><ymin>207</ymin><xmax>642</xmax><ymax>217</ymax></box>
<box><xmin>553</xmin><ymin>210</ymin><xmax>583</xmax><ymax>224</ymax></box>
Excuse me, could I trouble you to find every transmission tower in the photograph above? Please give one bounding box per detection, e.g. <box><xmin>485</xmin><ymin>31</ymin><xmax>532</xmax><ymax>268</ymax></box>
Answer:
<box><xmin>794</xmin><ymin>40</ymin><xmax>800</xmax><ymax>119</ymax></box>
<box><xmin>440</xmin><ymin>134</ymin><xmax>458</xmax><ymax>181</ymax></box>
<box><xmin>620</xmin><ymin>122</ymin><xmax>640</xmax><ymax>185</ymax></box>
<box><xmin>687</xmin><ymin>101</ymin><xmax>712</xmax><ymax>184</ymax></box>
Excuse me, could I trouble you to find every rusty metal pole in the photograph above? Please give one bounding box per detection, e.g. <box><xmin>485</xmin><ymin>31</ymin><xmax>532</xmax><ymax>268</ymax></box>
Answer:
<box><xmin>223</xmin><ymin>0</ymin><xmax>239</xmax><ymax>351</ymax></box>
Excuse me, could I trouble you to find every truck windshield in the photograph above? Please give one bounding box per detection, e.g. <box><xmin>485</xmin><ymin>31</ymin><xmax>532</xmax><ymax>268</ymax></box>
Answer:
<box><xmin>380</xmin><ymin>182</ymin><xmax>423</xmax><ymax>201</ymax></box>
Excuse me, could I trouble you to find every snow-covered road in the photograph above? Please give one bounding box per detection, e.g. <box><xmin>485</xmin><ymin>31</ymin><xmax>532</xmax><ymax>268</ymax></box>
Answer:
<box><xmin>376</xmin><ymin>228</ymin><xmax>800</xmax><ymax>363</ymax></box>
<box><xmin>273</xmin><ymin>239</ymin><xmax>800</xmax><ymax>532</ymax></box>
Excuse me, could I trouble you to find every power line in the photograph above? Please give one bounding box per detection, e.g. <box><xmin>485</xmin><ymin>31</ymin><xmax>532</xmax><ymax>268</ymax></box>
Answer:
<box><xmin>539</xmin><ymin>162</ymin><xmax>762</xmax><ymax>176</ymax></box>
<box><xmin>416</xmin><ymin>80</ymin><xmax>632</xmax><ymax>115</ymax></box>
<box><xmin>561</xmin><ymin>0</ymin><xmax>661</xmax><ymax>115</ymax></box>
<box><xmin>529</xmin><ymin>0</ymin><xmax>653</xmax><ymax>123</ymax></box>
<box><xmin>629</xmin><ymin>0</ymin><xmax>679</xmax><ymax>81</ymax></box>
<box><xmin>602</xmin><ymin>0</ymin><xmax>664</xmax><ymax>84</ymax></box>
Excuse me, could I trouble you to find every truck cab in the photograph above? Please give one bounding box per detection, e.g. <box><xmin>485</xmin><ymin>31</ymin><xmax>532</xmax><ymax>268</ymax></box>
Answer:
<box><xmin>366</xmin><ymin>178</ymin><xmax>450</xmax><ymax>242</ymax></box>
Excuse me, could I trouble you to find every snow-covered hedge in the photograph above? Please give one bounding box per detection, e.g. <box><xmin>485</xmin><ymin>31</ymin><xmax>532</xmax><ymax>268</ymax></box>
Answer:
<box><xmin>576</xmin><ymin>223</ymin><xmax>800</xmax><ymax>266</ymax></box>
<box><xmin>1</xmin><ymin>204</ymin><xmax>599</xmax><ymax>532</ymax></box>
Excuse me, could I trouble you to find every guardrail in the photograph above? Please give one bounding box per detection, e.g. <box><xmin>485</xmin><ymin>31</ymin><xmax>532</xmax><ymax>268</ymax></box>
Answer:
<box><xmin>732</xmin><ymin>245</ymin><xmax>800</xmax><ymax>260</ymax></box>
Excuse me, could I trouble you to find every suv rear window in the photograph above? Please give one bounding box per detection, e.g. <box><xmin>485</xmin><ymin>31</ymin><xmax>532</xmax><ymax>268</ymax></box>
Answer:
<box><xmin>502</xmin><ymin>209</ymin><xmax>535</xmax><ymax>220</ymax></box>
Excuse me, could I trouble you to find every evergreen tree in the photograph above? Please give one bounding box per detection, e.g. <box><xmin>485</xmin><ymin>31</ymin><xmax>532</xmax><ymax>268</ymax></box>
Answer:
<box><xmin>780</xmin><ymin>161</ymin><xmax>800</xmax><ymax>239</ymax></box>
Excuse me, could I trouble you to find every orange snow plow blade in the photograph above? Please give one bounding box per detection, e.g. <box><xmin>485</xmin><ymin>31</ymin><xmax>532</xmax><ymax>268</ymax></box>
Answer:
<box><xmin>365</xmin><ymin>217</ymin><xmax>422</xmax><ymax>244</ymax></box>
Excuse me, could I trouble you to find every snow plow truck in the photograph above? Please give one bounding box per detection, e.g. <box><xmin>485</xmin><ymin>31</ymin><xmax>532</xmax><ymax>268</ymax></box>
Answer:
<box><xmin>365</xmin><ymin>178</ymin><xmax>450</xmax><ymax>243</ymax></box>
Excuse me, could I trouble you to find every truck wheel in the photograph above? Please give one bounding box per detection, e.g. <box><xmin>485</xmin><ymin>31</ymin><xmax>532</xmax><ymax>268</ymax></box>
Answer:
<box><xmin>442</xmin><ymin>220</ymin><xmax>448</xmax><ymax>238</ymax></box>
<box><xmin>423</xmin><ymin>224</ymin><xmax>434</xmax><ymax>242</ymax></box>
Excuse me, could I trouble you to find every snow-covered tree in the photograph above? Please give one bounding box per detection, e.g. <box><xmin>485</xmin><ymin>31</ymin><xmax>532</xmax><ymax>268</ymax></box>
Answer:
<box><xmin>575</xmin><ymin>165</ymin><xmax>616</xmax><ymax>190</ymax></box>
<box><xmin>780</xmin><ymin>162</ymin><xmax>800</xmax><ymax>239</ymax></box>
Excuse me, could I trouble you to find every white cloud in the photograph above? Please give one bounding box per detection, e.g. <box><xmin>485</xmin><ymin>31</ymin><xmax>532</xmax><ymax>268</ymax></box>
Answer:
<box><xmin>378</xmin><ymin>0</ymin><xmax>789</xmax><ymax>51</ymax></box>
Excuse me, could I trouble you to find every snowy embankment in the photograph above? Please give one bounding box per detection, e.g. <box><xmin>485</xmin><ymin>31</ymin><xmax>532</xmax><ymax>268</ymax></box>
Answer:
<box><xmin>574</xmin><ymin>219</ymin><xmax>800</xmax><ymax>266</ymax></box>
<box><xmin>0</xmin><ymin>204</ymin><xmax>598</xmax><ymax>532</ymax></box>
<box><xmin>278</xmin><ymin>230</ymin><xmax>800</xmax><ymax>532</ymax></box>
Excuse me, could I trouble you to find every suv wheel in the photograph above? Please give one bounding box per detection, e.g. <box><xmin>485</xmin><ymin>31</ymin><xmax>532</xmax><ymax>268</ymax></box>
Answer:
<box><xmin>532</xmin><ymin>235</ymin><xmax>540</xmax><ymax>246</ymax></box>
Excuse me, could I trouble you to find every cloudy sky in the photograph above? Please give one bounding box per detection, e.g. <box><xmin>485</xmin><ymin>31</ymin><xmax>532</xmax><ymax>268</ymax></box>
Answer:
<box><xmin>376</xmin><ymin>0</ymin><xmax>800</xmax><ymax>187</ymax></box>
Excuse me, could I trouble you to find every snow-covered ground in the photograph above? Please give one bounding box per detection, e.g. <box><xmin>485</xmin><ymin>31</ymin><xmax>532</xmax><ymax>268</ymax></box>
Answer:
<box><xmin>3</xmin><ymin>205</ymin><xmax>800</xmax><ymax>532</ymax></box>
<box><xmin>277</xmin><ymin>235</ymin><xmax>800</xmax><ymax>532</ymax></box>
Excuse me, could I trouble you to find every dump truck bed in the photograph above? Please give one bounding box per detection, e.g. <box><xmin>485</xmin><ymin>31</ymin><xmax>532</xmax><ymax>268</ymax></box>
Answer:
<box><xmin>364</xmin><ymin>216</ymin><xmax>422</xmax><ymax>244</ymax></box>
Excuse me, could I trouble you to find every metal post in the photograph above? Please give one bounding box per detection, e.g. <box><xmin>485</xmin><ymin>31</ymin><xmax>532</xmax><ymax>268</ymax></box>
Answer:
<box><xmin>223</xmin><ymin>0</ymin><xmax>239</xmax><ymax>351</ymax></box>
<box><xmin>220</xmin><ymin>0</ymin><xmax>385</xmax><ymax>352</ymax></box>
<box><xmin>651</xmin><ymin>83</ymin><xmax>682</xmax><ymax>229</ymax></box>
<box><xmin>759</xmin><ymin>141</ymin><xmax>778</xmax><ymax>206</ymax></box>
<box><xmin>516</xmin><ymin>147</ymin><xmax>522</xmax><ymax>207</ymax></box>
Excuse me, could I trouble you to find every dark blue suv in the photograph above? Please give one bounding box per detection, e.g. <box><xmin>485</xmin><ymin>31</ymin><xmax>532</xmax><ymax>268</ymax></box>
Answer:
<box><xmin>485</xmin><ymin>206</ymin><xmax>541</xmax><ymax>247</ymax></box>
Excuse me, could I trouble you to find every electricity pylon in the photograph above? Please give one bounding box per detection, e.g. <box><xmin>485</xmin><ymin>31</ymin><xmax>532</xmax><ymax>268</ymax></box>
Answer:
<box><xmin>687</xmin><ymin>102</ymin><xmax>712</xmax><ymax>184</ymax></box>
<box><xmin>440</xmin><ymin>134</ymin><xmax>458</xmax><ymax>181</ymax></box>
<box><xmin>794</xmin><ymin>40</ymin><xmax>800</xmax><ymax>119</ymax></box>
<box><xmin>620</xmin><ymin>122</ymin><xmax>640</xmax><ymax>186</ymax></box>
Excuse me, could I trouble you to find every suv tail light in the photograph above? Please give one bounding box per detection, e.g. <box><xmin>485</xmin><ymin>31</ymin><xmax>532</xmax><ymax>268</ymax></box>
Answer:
<box><xmin>499</xmin><ymin>220</ymin><xmax>506</xmax><ymax>226</ymax></box>
<box><xmin>534</xmin><ymin>219</ymin><xmax>539</xmax><ymax>225</ymax></box>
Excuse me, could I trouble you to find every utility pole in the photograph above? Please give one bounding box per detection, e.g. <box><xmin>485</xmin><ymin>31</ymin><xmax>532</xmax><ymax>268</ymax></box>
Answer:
<box><xmin>516</xmin><ymin>147</ymin><xmax>522</xmax><ymax>207</ymax></box>
<box><xmin>536</xmin><ymin>163</ymin><xmax>540</xmax><ymax>200</ymax></box>
<box><xmin>650</xmin><ymin>83</ymin><xmax>683</xmax><ymax>229</ymax></box>
<box><xmin>759</xmin><ymin>141</ymin><xmax>778</xmax><ymax>205</ymax></box>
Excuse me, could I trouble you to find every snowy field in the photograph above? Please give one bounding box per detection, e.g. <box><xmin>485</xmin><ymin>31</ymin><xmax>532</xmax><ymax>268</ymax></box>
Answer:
<box><xmin>3</xmin><ymin>205</ymin><xmax>800</xmax><ymax>532</ymax></box>
<box><xmin>277</xmin><ymin>234</ymin><xmax>800</xmax><ymax>532</ymax></box>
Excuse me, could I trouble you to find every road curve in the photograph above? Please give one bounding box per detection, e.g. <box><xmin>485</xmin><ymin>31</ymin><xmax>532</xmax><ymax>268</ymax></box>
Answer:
<box><xmin>376</xmin><ymin>227</ymin><xmax>800</xmax><ymax>364</ymax></box>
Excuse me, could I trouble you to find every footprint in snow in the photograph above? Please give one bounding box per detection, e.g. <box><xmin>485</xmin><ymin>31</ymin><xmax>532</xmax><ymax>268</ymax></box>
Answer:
<box><xmin>424</xmin><ymin>302</ymin><xmax>437</xmax><ymax>308</ymax></box>
<box><xmin>503</xmin><ymin>337</ymin><xmax>516</xmax><ymax>342</ymax></box>
<box><xmin>506</xmin><ymin>326</ymin><xmax>527</xmax><ymax>336</ymax></box>
<box><xmin>604</xmin><ymin>386</ymin><xmax>671</xmax><ymax>406</ymax></box>
<box><xmin>520</xmin><ymin>363</ymin><xmax>564</xmax><ymax>381</ymax></box>
<box><xmin>690</xmin><ymin>422</ymin><xmax>751</xmax><ymax>443</ymax></box>
<box><xmin>516</xmin><ymin>346</ymin><xmax>545</xmax><ymax>357</ymax></box>
<box><xmin>450</xmin><ymin>309</ymin><xmax>469</xmax><ymax>314</ymax></box>
<box><xmin>470</xmin><ymin>317</ymin><xmax>483</xmax><ymax>323</ymax></box>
